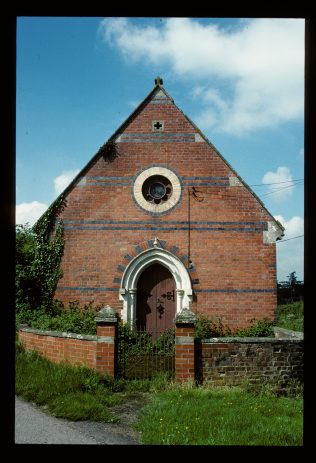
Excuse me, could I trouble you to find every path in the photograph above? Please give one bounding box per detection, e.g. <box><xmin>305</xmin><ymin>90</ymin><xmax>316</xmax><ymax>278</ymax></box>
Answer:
<box><xmin>15</xmin><ymin>396</ymin><xmax>141</xmax><ymax>445</ymax></box>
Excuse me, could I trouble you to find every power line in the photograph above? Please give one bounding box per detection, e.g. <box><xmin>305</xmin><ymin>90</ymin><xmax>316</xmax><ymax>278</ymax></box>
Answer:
<box><xmin>250</xmin><ymin>178</ymin><xmax>304</xmax><ymax>187</ymax></box>
<box><xmin>187</xmin><ymin>177</ymin><xmax>303</xmax><ymax>200</ymax></box>
<box><xmin>260</xmin><ymin>182</ymin><xmax>303</xmax><ymax>197</ymax></box>
<box><xmin>251</xmin><ymin>181</ymin><xmax>304</xmax><ymax>195</ymax></box>
<box><xmin>277</xmin><ymin>235</ymin><xmax>304</xmax><ymax>243</ymax></box>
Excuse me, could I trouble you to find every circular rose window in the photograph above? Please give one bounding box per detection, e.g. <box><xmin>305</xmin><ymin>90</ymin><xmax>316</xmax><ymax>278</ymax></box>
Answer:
<box><xmin>133</xmin><ymin>166</ymin><xmax>182</xmax><ymax>214</ymax></box>
<box><xmin>142</xmin><ymin>175</ymin><xmax>172</xmax><ymax>204</ymax></box>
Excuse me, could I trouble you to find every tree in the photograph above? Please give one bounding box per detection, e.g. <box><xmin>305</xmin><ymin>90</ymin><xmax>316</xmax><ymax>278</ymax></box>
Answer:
<box><xmin>15</xmin><ymin>217</ymin><xmax>64</xmax><ymax>312</ymax></box>
<box><xmin>277</xmin><ymin>271</ymin><xmax>304</xmax><ymax>305</ymax></box>
<box><xmin>15</xmin><ymin>224</ymin><xmax>40</xmax><ymax>309</ymax></box>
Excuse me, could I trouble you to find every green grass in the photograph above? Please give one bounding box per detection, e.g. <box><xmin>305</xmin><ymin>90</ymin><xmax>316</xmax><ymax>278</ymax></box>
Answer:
<box><xmin>15</xmin><ymin>341</ymin><xmax>172</xmax><ymax>422</ymax></box>
<box><xmin>135</xmin><ymin>385</ymin><xmax>303</xmax><ymax>446</ymax></box>
<box><xmin>15</xmin><ymin>341</ymin><xmax>120</xmax><ymax>422</ymax></box>
<box><xmin>16</xmin><ymin>341</ymin><xmax>303</xmax><ymax>445</ymax></box>
<box><xmin>276</xmin><ymin>301</ymin><xmax>304</xmax><ymax>332</ymax></box>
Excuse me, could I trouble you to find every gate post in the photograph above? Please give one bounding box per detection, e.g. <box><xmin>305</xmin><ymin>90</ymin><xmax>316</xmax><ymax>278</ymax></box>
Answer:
<box><xmin>175</xmin><ymin>308</ymin><xmax>196</xmax><ymax>382</ymax></box>
<box><xmin>95</xmin><ymin>306</ymin><xmax>118</xmax><ymax>377</ymax></box>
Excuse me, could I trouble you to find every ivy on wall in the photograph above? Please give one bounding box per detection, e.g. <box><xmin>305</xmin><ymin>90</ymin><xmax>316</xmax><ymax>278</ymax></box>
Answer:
<box><xmin>16</xmin><ymin>195</ymin><xmax>66</xmax><ymax>311</ymax></box>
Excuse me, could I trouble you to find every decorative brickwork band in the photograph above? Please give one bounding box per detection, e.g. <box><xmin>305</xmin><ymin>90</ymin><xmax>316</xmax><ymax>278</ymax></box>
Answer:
<box><xmin>175</xmin><ymin>308</ymin><xmax>196</xmax><ymax>382</ymax></box>
<box><xmin>95</xmin><ymin>306</ymin><xmax>118</xmax><ymax>377</ymax></box>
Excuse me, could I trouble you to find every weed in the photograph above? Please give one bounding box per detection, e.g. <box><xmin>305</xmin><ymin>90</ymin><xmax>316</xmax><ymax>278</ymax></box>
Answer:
<box><xmin>275</xmin><ymin>301</ymin><xmax>304</xmax><ymax>332</ymax></box>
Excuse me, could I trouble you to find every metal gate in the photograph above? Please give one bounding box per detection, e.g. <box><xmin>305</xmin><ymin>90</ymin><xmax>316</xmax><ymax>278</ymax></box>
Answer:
<box><xmin>117</xmin><ymin>326</ymin><xmax>175</xmax><ymax>379</ymax></box>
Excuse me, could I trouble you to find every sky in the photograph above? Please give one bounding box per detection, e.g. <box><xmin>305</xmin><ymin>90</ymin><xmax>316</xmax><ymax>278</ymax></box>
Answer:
<box><xmin>16</xmin><ymin>17</ymin><xmax>305</xmax><ymax>283</ymax></box>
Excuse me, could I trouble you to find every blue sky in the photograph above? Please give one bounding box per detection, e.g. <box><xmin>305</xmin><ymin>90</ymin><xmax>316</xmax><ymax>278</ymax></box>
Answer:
<box><xmin>16</xmin><ymin>17</ymin><xmax>304</xmax><ymax>282</ymax></box>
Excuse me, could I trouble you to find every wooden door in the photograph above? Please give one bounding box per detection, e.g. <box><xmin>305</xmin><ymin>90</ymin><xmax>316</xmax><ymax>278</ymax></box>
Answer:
<box><xmin>136</xmin><ymin>263</ymin><xmax>176</xmax><ymax>334</ymax></box>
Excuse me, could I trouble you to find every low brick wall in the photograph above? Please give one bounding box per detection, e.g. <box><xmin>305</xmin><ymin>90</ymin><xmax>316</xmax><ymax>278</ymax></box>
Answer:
<box><xmin>18</xmin><ymin>322</ymin><xmax>304</xmax><ymax>387</ymax></box>
<box><xmin>196</xmin><ymin>337</ymin><xmax>304</xmax><ymax>387</ymax></box>
<box><xmin>18</xmin><ymin>326</ymin><xmax>98</xmax><ymax>370</ymax></box>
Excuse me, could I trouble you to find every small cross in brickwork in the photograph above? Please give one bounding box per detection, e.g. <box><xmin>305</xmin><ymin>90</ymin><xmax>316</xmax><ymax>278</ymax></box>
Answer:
<box><xmin>154</xmin><ymin>121</ymin><xmax>163</xmax><ymax>130</ymax></box>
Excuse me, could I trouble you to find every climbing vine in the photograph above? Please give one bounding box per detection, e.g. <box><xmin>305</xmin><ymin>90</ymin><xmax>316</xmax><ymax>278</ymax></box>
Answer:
<box><xmin>96</xmin><ymin>139</ymin><xmax>120</xmax><ymax>163</ymax></box>
<box><xmin>16</xmin><ymin>195</ymin><xmax>66</xmax><ymax>312</ymax></box>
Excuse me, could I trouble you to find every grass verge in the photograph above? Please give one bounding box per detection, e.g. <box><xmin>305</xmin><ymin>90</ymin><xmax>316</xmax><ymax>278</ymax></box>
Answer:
<box><xmin>135</xmin><ymin>385</ymin><xmax>303</xmax><ymax>446</ymax></box>
<box><xmin>275</xmin><ymin>301</ymin><xmax>304</xmax><ymax>332</ymax></box>
<box><xmin>15</xmin><ymin>341</ymin><xmax>120</xmax><ymax>422</ymax></box>
<box><xmin>16</xmin><ymin>342</ymin><xmax>303</xmax><ymax>445</ymax></box>
<box><xmin>16</xmin><ymin>341</ymin><xmax>170</xmax><ymax>422</ymax></box>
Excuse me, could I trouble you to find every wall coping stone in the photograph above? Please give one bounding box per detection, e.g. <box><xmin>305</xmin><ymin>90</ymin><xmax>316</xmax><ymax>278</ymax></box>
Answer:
<box><xmin>199</xmin><ymin>336</ymin><xmax>303</xmax><ymax>344</ymax></box>
<box><xmin>273</xmin><ymin>326</ymin><xmax>304</xmax><ymax>340</ymax></box>
<box><xmin>18</xmin><ymin>325</ymin><xmax>97</xmax><ymax>342</ymax></box>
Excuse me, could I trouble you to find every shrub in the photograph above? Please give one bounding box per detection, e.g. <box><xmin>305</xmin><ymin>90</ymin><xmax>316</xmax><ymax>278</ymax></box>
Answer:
<box><xmin>195</xmin><ymin>314</ymin><xmax>232</xmax><ymax>338</ymax></box>
<box><xmin>17</xmin><ymin>300</ymin><xmax>99</xmax><ymax>336</ymax></box>
<box><xmin>235</xmin><ymin>319</ymin><xmax>275</xmax><ymax>337</ymax></box>
<box><xmin>117</xmin><ymin>323</ymin><xmax>175</xmax><ymax>357</ymax></box>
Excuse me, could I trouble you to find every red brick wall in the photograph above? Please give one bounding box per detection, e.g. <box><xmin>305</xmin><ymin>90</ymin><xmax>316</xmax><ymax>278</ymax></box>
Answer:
<box><xmin>175</xmin><ymin>324</ymin><xmax>196</xmax><ymax>382</ymax></box>
<box><xmin>54</xmin><ymin>88</ymin><xmax>278</xmax><ymax>329</ymax></box>
<box><xmin>95</xmin><ymin>323</ymin><xmax>116</xmax><ymax>375</ymax></box>
<box><xmin>18</xmin><ymin>329</ymin><xmax>97</xmax><ymax>369</ymax></box>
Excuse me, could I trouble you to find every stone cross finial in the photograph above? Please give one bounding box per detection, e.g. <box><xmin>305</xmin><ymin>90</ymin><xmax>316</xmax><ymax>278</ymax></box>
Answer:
<box><xmin>155</xmin><ymin>76</ymin><xmax>163</xmax><ymax>86</ymax></box>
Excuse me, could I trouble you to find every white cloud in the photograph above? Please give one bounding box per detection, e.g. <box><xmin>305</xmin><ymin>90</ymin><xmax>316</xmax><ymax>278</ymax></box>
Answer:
<box><xmin>274</xmin><ymin>215</ymin><xmax>304</xmax><ymax>240</ymax></box>
<box><xmin>298</xmin><ymin>147</ymin><xmax>304</xmax><ymax>159</ymax></box>
<box><xmin>16</xmin><ymin>169</ymin><xmax>80</xmax><ymax>226</ymax></box>
<box><xmin>274</xmin><ymin>215</ymin><xmax>304</xmax><ymax>281</ymax></box>
<box><xmin>54</xmin><ymin>169</ymin><xmax>80</xmax><ymax>196</ymax></box>
<box><xmin>16</xmin><ymin>201</ymin><xmax>48</xmax><ymax>226</ymax></box>
<box><xmin>261</xmin><ymin>166</ymin><xmax>294</xmax><ymax>201</ymax></box>
<box><xmin>99</xmin><ymin>17</ymin><xmax>304</xmax><ymax>136</ymax></box>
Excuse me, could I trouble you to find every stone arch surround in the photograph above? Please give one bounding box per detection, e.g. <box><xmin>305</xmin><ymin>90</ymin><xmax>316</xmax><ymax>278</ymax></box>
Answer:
<box><xmin>118</xmin><ymin>247</ymin><xmax>193</xmax><ymax>326</ymax></box>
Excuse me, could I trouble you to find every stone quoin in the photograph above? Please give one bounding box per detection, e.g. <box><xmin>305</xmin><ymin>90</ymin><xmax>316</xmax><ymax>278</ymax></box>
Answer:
<box><xmin>41</xmin><ymin>77</ymin><xmax>284</xmax><ymax>332</ymax></box>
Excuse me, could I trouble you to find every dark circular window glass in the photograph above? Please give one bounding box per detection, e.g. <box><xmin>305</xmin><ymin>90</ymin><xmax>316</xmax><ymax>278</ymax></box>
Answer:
<box><xmin>142</xmin><ymin>175</ymin><xmax>173</xmax><ymax>204</ymax></box>
<box><xmin>149</xmin><ymin>182</ymin><xmax>166</xmax><ymax>199</ymax></box>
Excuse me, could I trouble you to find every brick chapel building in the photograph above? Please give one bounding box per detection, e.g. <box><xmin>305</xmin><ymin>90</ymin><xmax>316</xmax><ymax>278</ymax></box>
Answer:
<box><xmin>51</xmin><ymin>77</ymin><xmax>284</xmax><ymax>332</ymax></box>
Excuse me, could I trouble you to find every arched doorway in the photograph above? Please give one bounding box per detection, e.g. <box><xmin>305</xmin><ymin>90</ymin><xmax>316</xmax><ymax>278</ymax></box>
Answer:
<box><xmin>119</xmin><ymin>247</ymin><xmax>193</xmax><ymax>328</ymax></box>
<box><xmin>136</xmin><ymin>263</ymin><xmax>176</xmax><ymax>333</ymax></box>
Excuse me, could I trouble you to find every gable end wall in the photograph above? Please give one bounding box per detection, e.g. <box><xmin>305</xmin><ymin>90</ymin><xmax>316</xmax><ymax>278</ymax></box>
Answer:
<box><xmin>54</xmin><ymin>89</ymin><xmax>279</xmax><ymax>329</ymax></box>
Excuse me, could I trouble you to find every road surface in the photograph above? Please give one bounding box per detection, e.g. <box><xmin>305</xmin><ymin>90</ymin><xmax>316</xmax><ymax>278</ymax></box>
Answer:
<box><xmin>15</xmin><ymin>396</ymin><xmax>140</xmax><ymax>445</ymax></box>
